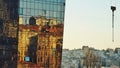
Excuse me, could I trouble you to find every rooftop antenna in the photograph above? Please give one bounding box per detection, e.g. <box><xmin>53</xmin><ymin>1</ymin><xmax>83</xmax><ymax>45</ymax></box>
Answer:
<box><xmin>111</xmin><ymin>5</ymin><xmax>116</xmax><ymax>42</ymax></box>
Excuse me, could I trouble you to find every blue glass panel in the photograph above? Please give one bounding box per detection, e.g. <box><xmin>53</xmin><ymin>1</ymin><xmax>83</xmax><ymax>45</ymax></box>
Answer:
<box><xmin>23</xmin><ymin>8</ymin><xmax>27</xmax><ymax>15</ymax></box>
<box><xmin>58</xmin><ymin>5</ymin><xmax>62</xmax><ymax>11</ymax></box>
<box><xmin>53</xmin><ymin>12</ymin><xmax>57</xmax><ymax>17</ymax></box>
<box><xmin>30</xmin><ymin>0</ymin><xmax>34</xmax><ymax>2</ymax></box>
<box><xmin>39</xmin><ymin>3</ymin><xmax>42</xmax><ymax>9</ymax></box>
<box><xmin>46</xmin><ymin>4</ymin><xmax>50</xmax><ymax>10</ymax></box>
<box><xmin>27</xmin><ymin>2</ymin><xmax>31</xmax><ymax>8</ymax></box>
<box><xmin>24</xmin><ymin>0</ymin><xmax>27</xmax><ymax>1</ymax></box>
<box><xmin>35</xmin><ymin>9</ymin><xmax>39</xmax><ymax>16</ymax></box>
<box><xmin>20</xmin><ymin>0</ymin><xmax>24</xmax><ymax>1</ymax></box>
<box><xmin>56</xmin><ymin>12</ymin><xmax>60</xmax><ymax>18</ymax></box>
<box><xmin>43</xmin><ymin>3</ymin><xmax>46</xmax><ymax>10</ymax></box>
<box><xmin>31</xmin><ymin>3</ymin><xmax>34</xmax><ymax>9</ymax></box>
<box><xmin>61</xmin><ymin>12</ymin><xmax>64</xmax><ymax>18</ymax></box>
<box><xmin>26</xmin><ymin>9</ymin><xmax>31</xmax><ymax>15</ymax></box>
<box><xmin>63</xmin><ymin>0</ymin><xmax>65</xmax><ymax>3</ymax></box>
<box><xmin>42</xmin><ymin>10</ymin><xmax>47</xmax><ymax>16</ymax></box>
<box><xmin>61</xmin><ymin>5</ymin><xmax>64</xmax><ymax>11</ymax></box>
<box><xmin>54</xmin><ymin>5</ymin><xmax>58</xmax><ymax>11</ymax></box>
<box><xmin>31</xmin><ymin>9</ymin><xmax>34</xmax><ymax>16</ymax></box>
<box><xmin>19</xmin><ymin>8</ymin><xmax>23</xmax><ymax>15</ymax></box>
<box><xmin>39</xmin><ymin>10</ymin><xmax>43</xmax><ymax>16</ymax></box>
<box><xmin>23</xmin><ymin>2</ymin><xmax>27</xmax><ymax>8</ymax></box>
<box><xmin>35</xmin><ymin>3</ymin><xmax>39</xmax><ymax>9</ymax></box>
<box><xmin>49</xmin><ymin>11</ymin><xmax>54</xmax><ymax>17</ymax></box>
<box><xmin>20</xmin><ymin>1</ymin><xmax>24</xmax><ymax>8</ymax></box>
<box><xmin>58</xmin><ymin>0</ymin><xmax>62</xmax><ymax>2</ymax></box>
<box><xmin>46</xmin><ymin>11</ymin><xmax>49</xmax><ymax>17</ymax></box>
<box><xmin>35</xmin><ymin>0</ymin><xmax>40</xmax><ymax>2</ymax></box>
<box><xmin>50</xmin><ymin>4</ymin><xmax>54</xmax><ymax>11</ymax></box>
<box><xmin>59</xmin><ymin>12</ymin><xmax>62</xmax><ymax>18</ymax></box>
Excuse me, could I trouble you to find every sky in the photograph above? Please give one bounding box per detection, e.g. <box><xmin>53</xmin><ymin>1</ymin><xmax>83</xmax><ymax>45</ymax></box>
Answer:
<box><xmin>63</xmin><ymin>0</ymin><xmax>120</xmax><ymax>50</ymax></box>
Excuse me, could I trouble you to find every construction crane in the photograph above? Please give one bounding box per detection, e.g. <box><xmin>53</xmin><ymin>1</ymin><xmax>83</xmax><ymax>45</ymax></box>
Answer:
<box><xmin>111</xmin><ymin>0</ymin><xmax>116</xmax><ymax>42</ymax></box>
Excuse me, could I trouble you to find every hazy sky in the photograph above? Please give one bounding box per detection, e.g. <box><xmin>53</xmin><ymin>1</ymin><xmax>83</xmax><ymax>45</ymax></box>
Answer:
<box><xmin>63</xmin><ymin>0</ymin><xmax>120</xmax><ymax>50</ymax></box>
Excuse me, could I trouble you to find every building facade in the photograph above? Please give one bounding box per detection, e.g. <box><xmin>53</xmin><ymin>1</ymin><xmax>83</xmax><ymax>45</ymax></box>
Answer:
<box><xmin>0</xmin><ymin>0</ymin><xmax>18</xmax><ymax>68</ymax></box>
<box><xmin>19</xmin><ymin>0</ymin><xmax>65</xmax><ymax>24</ymax></box>
<box><xmin>18</xmin><ymin>0</ymin><xmax>65</xmax><ymax>68</ymax></box>
<box><xmin>0</xmin><ymin>0</ymin><xmax>65</xmax><ymax>68</ymax></box>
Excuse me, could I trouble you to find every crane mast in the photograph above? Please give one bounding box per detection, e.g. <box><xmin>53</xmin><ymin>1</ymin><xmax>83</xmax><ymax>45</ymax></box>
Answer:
<box><xmin>111</xmin><ymin>5</ymin><xmax>116</xmax><ymax>42</ymax></box>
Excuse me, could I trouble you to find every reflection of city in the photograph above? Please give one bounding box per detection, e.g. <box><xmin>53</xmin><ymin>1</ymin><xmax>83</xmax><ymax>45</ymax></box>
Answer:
<box><xmin>0</xmin><ymin>0</ymin><xmax>65</xmax><ymax>68</ymax></box>
<box><xmin>17</xmin><ymin>0</ymin><xmax>65</xmax><ymax>68</ymax></box>
<box><xmin>18</xmin><ymin>16</ymin><xmax>63</xmax><ymax>68</ymax></box>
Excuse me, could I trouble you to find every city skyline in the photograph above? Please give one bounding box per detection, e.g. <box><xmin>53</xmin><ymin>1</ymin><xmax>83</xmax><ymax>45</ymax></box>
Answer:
<box><xmin>63</xmin><ymin>0</ymin><xmax>120</xmax><ymax>50</ymax></box>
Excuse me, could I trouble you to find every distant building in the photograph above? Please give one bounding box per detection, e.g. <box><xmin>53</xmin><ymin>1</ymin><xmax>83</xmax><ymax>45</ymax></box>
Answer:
<box><xmin>106</xmin><ymin>48</ymin><xmax>114</xmax><ymax>56</ymax></box>
<box><xmin>82</xmin><ymin>46</ymin><xmax>89</xmax><ymax>54</ymax></box>
<box><xmin>115</xmin><ymin>48</ymin><xmax>120</xmax><ymax>54</ymax></box>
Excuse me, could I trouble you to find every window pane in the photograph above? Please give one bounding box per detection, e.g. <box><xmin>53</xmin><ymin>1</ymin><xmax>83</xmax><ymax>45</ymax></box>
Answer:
<box><xmin>49</xmin><ymin>11</ymin><xmax>53</xmax><ymax>17</ymax></box>
<box><xmin>46</xmin><ymin>4</ymin><xmax>50</xmax><ymax>10</ymax></box>
<box><xmin>58</xmin><ymin>0</ymin><xmax>62</xmax><ymax>2</ymax></box>
<box><xmin>61</xmin><ymin>5</ymin><xmax>64</xmax><ymax>11</ymax></box>
<box><xmin>19</xmin><ymin>8</ymin><xmax>23</xmax><ymax>15</ymax></box>
<box><xmin>31</xmin><ymin>3</ymin><xmax>34</xmax><ymax>9</ymax></box>
<box><xmin>53</xmin><ymin>12</ymin><xmax>57</xmax><ymax>17</ymax></box>
<box><xmin>35</xmin><ymin>10</ymin><xmax>39</xmax><ymax>16</ymax></box>
<box><xmin>31</xmin><ymin>9</ymin><xmax>34</xmax><ymax>16</ymax></box>
<box><xmin>30</xmin><ymin>0</ymin><xmax>34</xmax><ymax>2</ymax></box>
<box><xmin>23</xmin><ymin>8</ymin><xmax>27</xmax><ymax>15</ymax></box>
<box><xmin>46</xmin><ymin>11</ymin><xmax>49</xmax><ymax>17</ymax></box>
<box><xmin>23</xmin><ymin>2</ymin><xmax>27</xmax><ymax>8</ymax></box>
<box><xmin>39</xmin><ymin>3</ymin><xmax>42</xmax><ymax>9</ymax></box>
<box><xmin>50</xmin><ymin>5</ymin><xmax>54</xmax><ymax>11</ymax></box>
<box><xmin>54</xmin><ymin>5</ymin><xmax>58</xmax><ymax>11</ymax></box>
<box><xmin>26</xmin><ymin>9</ymin><xmax>31</xmax><ymax>15</ymax></box>
<box><xmin>39</xmin><ymin>10</ymin><xmax>43</xmax><ymax>16</ymax></box>
<box><xmin>58</xmin><ymin>5</ymin><xmax>62</xmax><ymax>11</ymax></box>
<box><xmin>27</xmin><ymin>2</ymin><xmax>31</xmax><ymax>8</ymax></box>
<box><xmin>24</xmin><ymin>0</ymin><xmax>27</xmax><ymax>1</ymax></box>
<box><xmin>20</xmin><ymin>1</ymin><xmax>24</xmax><ymax>8</ymax></box>
<box><xmin>61</xmin><ymin>12</ymin><xmax>64</xmax><ymax>18</ymax></box>
<box><xmin>35</xmin><ymin>3</ymin><xmax>39</xmax><ymax>9</ymax></box>
<box><xmin>43</xmin><ymin>3</ymin><xmax>46</xmax><ymax>10</ymax></box>
<box><xmin>56</xmin><ymin>12</ymin><xmax>60</xmax><ymax>18</ymax></box>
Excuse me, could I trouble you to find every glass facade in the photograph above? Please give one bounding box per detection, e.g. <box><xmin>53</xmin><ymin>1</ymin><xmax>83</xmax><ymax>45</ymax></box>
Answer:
<box><xmin>0</xmin><ymin>0</ymin><xmax>18</xmax><ymax>68</ymax></box>
<box><xmin>18</xmin><ymin>0</ymin><xmax>65</xmax><ymax>68</ymax></box>
<box><xmin>0</xmin><ymin>0</ymin><xmax>65</xmax><ymax>68</ymax></box>
<box><xmin>19</xmin><ymin>0</ymin><xmax>65</xmax><ymax>24</ymax></box>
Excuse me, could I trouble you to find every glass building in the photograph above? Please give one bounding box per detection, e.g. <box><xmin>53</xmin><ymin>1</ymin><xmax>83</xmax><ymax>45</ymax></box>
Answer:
<box><xmin>0</xmin><ymin>0</ymin><xmax>18</xmax><ymax>68</ymax></box>
<box><xmin>19</xmin><ymin>0</ymin><xmax>65</xmax><ymax>24</ymax></box>
<box><xmin>0</xmin><ymin>0</ymin><xmax>65</xmax><ymax>68</ymax></box>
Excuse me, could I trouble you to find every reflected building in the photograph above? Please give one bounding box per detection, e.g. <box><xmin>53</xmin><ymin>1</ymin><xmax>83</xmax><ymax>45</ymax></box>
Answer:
<box><xmin>18</xmin><ymin>0</ymin><xmax>65</xmax><ymax>68</ymax></box>
<box><xmin>0</xmin><ymin>0</ymin><xmax>65</xmax><ymax>68</ymax></box>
